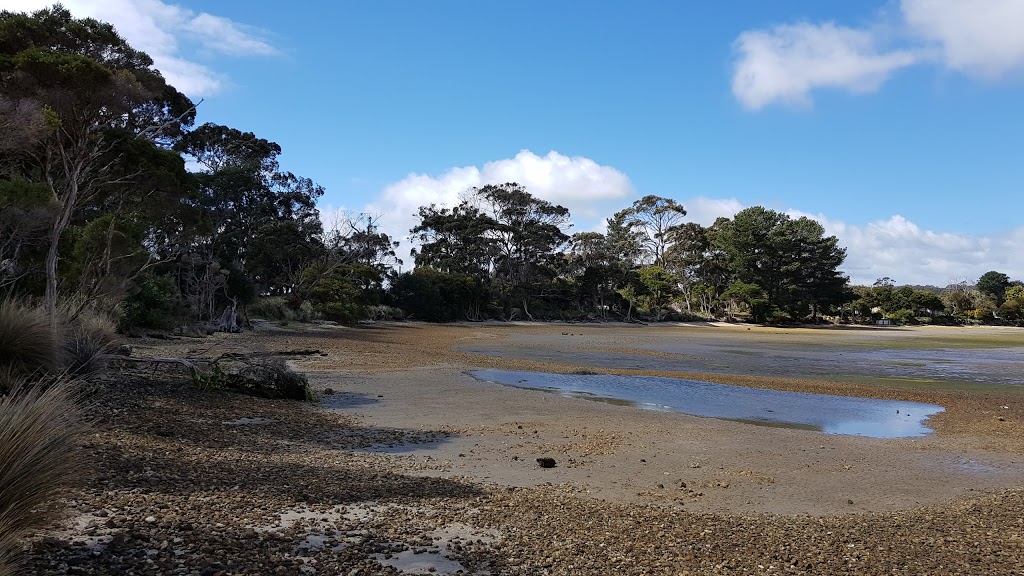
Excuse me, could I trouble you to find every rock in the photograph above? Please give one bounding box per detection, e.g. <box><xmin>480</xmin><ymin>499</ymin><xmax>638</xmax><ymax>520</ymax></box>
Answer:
<box><xmin>536</xmin><ymin>457</ymin><xmax>557</xmax><ymax>468</ymax></box>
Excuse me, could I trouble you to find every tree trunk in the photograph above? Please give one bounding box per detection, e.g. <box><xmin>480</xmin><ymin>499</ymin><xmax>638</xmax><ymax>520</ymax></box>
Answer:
<box><xmin>521</xmin><ymin>298</ymin><xmax>534</xmax><ymax>321</ymax></box>
<box><xmin>216</xmin><ymin>297</ymin><xmax>239</xmax><ymax>332</ymax></box>
<box><xmin>44</xmin><ymin>228</ymin><xmax>60</xmax><ymax>334</ymax></box>
<box><xmin>45</xmin><ymin>177</ymin><xmax>79</xmax><ymax>334</ymax></box>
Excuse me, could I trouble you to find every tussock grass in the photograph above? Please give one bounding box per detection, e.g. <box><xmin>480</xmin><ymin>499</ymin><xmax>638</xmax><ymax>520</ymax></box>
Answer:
<box><xmin>63</xmin><ymin>308</ymin><xmax>118</xmax><ymax>375</ymax></box>
<box><xmin>0</xmin><ymin>381</ymin><xmax>83</xmax><ymax>576</ymax></box>
<box><xmin>0</xmin><ymin>298</ymin><xmax>59</xmax><ymax>383</ymax></box>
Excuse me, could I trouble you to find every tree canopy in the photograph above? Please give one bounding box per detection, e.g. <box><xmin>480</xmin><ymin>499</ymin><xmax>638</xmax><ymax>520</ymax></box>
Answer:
<box><xmin>2</xmin><ymin>6</ymin><xmax>1020</xmax><ymax>331</ymax></box>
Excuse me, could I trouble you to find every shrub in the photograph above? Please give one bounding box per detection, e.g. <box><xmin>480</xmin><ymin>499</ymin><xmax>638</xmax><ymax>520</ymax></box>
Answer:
<box><xmin>0</xmin><ymin>380</ymin><xmax>84</xmax><ymax>575</ymax></box>
<box><xmin>249</xmin><ymin>297</ymin><xmax>318</xmax><ymax>324</ymax></box>
<box><xmin>0</xmin><ymin>298</ymin><xmax>59</xmax><ymax>387</ymax></box>
<box><xmin>317</xmin><ymin>301</ymin><xmax>363</xmax><ymax>325</ymax></box>
<box><xmin>366</xmin><ymin>305</ymin><xmax>404</xmax><ymax>321</ymax></box>
<box><xmin>247</xmin><ymin>297</ymin><xmax>291</xmax><ymax>321</ymax></box>
<box><xmin>121</xmin><ymin>273</ymin><xmax>185</xmax><ymax>330</ymax></box>
<box><xmin>888</xmin><ymin>309</ymin><xmax>916</xmax><ymax>325</ymax></box>
<box><xmin>390</xmin><ymin>269</ymin><xmax>485</xmax><ymax>322</ymax></box>
<box><xmin>967</xmin><ymin>308</ymin><xmax>995</xmax><ymax>321</ymax></box>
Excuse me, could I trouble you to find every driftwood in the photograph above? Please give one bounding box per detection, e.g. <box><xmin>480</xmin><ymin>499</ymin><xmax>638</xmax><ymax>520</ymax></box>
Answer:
<box><xmin>97</xmin><ymin>351</ymin><xmax>260</xmax><ymax>373</ymax></box>
<box><xmin>95</xmin><ymin>350</ymin><xmax>312</xmax><ymax>400</ymax></box>
<box><xmin>96</xmin><ymin>354</ymin><xmax>203</xmax><ymax>377</ymax></box>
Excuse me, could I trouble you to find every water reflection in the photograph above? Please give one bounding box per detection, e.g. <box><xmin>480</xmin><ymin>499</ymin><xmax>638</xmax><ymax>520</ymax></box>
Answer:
<box><xmin>470</xmin><ymin>370</ymin><xmax>944</xmax><ymax>438</ymax></box>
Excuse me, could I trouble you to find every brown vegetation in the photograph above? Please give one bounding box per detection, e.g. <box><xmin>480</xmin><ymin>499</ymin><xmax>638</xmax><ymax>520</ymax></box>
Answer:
<box><xmin>0</xmin><ymin>381</ymin><xmax>83</xmax><ymax>576</ymax></box>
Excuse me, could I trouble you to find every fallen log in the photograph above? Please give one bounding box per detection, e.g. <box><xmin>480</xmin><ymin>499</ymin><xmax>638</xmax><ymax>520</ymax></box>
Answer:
<box><xmin>95</xmin><ymin>355</ymin><xmax>203</xmax><ymax>377</ymax></box>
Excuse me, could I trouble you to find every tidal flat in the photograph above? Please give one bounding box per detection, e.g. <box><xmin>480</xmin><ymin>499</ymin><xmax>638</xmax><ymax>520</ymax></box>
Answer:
<box><xmin>27</xmin><ymin>322</ymin><xmax>1024</xmax><ymax>575</ymax></box>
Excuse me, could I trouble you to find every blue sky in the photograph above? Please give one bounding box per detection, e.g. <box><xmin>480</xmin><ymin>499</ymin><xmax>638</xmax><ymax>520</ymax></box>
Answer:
<box><xmin>9</xmin><ymin>1</ymin><xmax>1024</xmax><ymax>285</ymax></box>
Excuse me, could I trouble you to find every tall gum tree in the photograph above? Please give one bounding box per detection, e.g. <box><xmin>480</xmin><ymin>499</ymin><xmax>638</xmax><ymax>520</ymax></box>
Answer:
<box><xmin>0</xmin><ymin>6</ymin><xmax>194</xmax><ymax>329</ymax></box>
<box><xmin>607</xmin><ymin>195</ymin><xmax>687</xmax><ymax>267</ymax></box>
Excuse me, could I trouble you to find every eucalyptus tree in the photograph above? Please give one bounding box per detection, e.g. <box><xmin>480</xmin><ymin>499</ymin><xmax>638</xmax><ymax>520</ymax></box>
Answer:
<box><xmin>567</xmin><ymin>231</ymin><xmax>627</xmax><ymax>316</ymax></box>
<box><xmin>664</xmin><ymin>221</ymin><xmax>729</xmax><ymax>315</ymax></box>
<box><xmin>607</xmin><ymin>195</ymin><xmax>687</xmax><ymax>266</ymax></box>
<box><xmin>475</xmin><ymin>183</ymin><xmax>571</xmax><ymax>318</ymax></box>
<box><xmin>408</xmin><ymin>183</ymin><xmax>571</xmax><ymax>319</ymax></box>
<box><xmin>174</xmin><ymin>123</ymin><xmax>325</xmax><ymax>320</ymax></box>
<box><xmin>0</xmin><ymin>6</ymin><xmax>195</xmax><ymax>327</ymax></box>
<box><xmin>411</xmin><ymin>202</ymin><xmax>496</xmax><ymax>280</ymax></box>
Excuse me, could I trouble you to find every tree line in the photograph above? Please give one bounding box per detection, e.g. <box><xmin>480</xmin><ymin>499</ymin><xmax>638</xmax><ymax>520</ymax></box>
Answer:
<box><xmin>2</xmin><ymin>7</ymin><xmax>1021</xmax><ymax>331</ymax></box>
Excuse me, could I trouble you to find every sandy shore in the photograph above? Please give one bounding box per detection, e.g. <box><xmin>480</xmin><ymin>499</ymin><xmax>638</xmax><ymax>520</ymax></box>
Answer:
<box><xmin>24</xmin><ymin>322</ymin><xmax>1024</xmax><ymax>575</ymax></box>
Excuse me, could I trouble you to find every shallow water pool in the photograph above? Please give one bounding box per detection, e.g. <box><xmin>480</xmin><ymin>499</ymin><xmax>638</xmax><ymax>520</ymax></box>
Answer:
<box><xmin>470</xmin><ymin>369</ymin><xmax>944</xmax><ymax>438</ymax></box>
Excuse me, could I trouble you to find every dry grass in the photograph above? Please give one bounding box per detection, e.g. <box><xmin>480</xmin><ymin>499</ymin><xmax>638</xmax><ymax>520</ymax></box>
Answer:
<box><xmin>0</xmin><ymin>298</ymin><xmax>60</xmax><ymax>385</ymax></box>
<box><xmin>0</xmin><ymin>380</ymin><xmax>84</xmax><ymax>576</ymax></box>
<box><xmin>63</xmin><ymin>308</ymin><xmax>118</xmax><ymax>376</ymax></box>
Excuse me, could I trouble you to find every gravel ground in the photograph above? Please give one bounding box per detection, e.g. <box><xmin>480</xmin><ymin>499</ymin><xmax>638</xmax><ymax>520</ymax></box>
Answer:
<box><xmin>20</xmin><ymin>323</ymin><xmax>1024</xmax><ymax>575</ymax></box>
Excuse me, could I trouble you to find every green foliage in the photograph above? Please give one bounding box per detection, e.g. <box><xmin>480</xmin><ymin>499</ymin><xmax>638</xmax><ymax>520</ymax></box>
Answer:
<box><xmin>121</xmin><ymin>273</ymin><xmax>185</xmax><ymax>330</ymax></box>
<box><xmin>1006</xmin><ymin>285</ymin><xmax>1024</xmax><ymax>303</ymax></box>
<box><xmin>852</xmin><ymin>283</ymin><xmax>945</xmax><ymax>322</ymax></box>
<box><xmin>941</xmin><ymin>282</ymin><xmax>980</xmax><ymax>317</ymax></box>
<box><xmin>607</xmin><ymin>195</ymin><xmax>687</xmax><ymax>266</ymax></box>
<box><xmin>392</xmin><ymin>267</ymin><xmax>487</xmax><ymax>322</ymax></box>
<box><xmin>977</xmin><ymin>271</ymin><xmax>1010</xmax><ymax>305</ymax></box>
<box><xmin>634</xmin><ymin>265</ymin><xmax>679</xmax><ymax>320</ymax></box>
<box><xmin>247</xmin><ymin>297</ymin><xmax>288</xmax><ymax>321</ymax></box>
<box><xmin>711</xmin><ymin>207</ymin><xmax>848</xmax><ymax>320</ymax></box>
<box><xmin>723</xmin><ymin>281</ymin><xmax>768</xmax><ymax>322</ymax></box>
<box><xmin>888</xmin><ymin>309</ymin><xmax>916</xmax><ymax>325</ymax></box>
<box><xmin>366</xmin><ymin>305</ymin><xmax>404</xmax><ymax>321</ymax></box>
<box><xmin>192</xmin><ymin>364</ymin><xmax>224</xmax><ymax>391</ymax></box>
<box><xmin>317</xmin><ymin>301</ymin><xmax>363</xmax><ymax>324</ymax></box>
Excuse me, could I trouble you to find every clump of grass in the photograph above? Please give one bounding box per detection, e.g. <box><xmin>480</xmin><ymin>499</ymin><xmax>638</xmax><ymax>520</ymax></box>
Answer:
<box><xmin>63</xmin><ymin>308</ymin><xmax>118</xmax><ymax>376</ymax></box>
<box><xmin>0</xmin><ymin>380</ymin><xmax>84</xmax><ymax>575</ymax></box>
<box><xmin>0</xmin><ymin>298</ymin><xmax>59</xmax><ymax>384</ymax></box>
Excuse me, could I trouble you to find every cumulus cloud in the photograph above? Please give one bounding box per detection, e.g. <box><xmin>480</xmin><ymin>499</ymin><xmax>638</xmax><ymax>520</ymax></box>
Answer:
<box><xmin>787</xmin><ymin>211</ymin><xmax>1024</xmax><ymax>286</ymax></box>
<box><xmin>902</xmin><ymin>0</ymin><xmax>1024</xmax><ymax>78</ymax></box>
<box><xmin>732</xmin><ymin>23</ymin><xmax>916</xmax><ymax>110</ymax></box>
<box><xmin>355</xmin><ymin>150</ymin><xmax>634</xmax><ymax>259</ymax></box>
<box><xmin>4</xmin><ymin>0</ymin><xmax>275</xmax><ymax>96</ymax></box>
<box><xmin>733</xmin><ymin>0</ymin><xmax>1024</xmax><ymax>109</ymax></box>
<box><xmin>684</xmin><ymin>196</ymin><xmax>746</xmax><ymax>227</ymax></box>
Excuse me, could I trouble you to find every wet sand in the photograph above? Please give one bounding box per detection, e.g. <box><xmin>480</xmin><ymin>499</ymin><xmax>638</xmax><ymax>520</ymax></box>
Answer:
<box><xmin>25</xmin><ymin>321</ymin><xmax>1024</xmax><ymax>575</ymax></box>
<box><xmin>288</xmin><ymin>322</ymin><xmax>1024</xmax><ymax>516</ymax></box>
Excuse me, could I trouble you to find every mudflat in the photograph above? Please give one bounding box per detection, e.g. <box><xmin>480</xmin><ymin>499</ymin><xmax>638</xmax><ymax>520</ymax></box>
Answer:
<box><xmin>27</xmin><ymin>322</ymin><xmax>1024</xmax><ymax>575</ymax></box>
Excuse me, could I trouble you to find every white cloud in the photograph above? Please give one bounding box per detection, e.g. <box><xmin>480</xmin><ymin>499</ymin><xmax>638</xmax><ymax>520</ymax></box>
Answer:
<box><xmin>5</xmin><ymin>0</ymin><xmax>275</xmax><ymax>96</ymax></box>
<box><xmin>685</xmin><ymin>196</ymin><xmax>746</xmax><ymax>226</ymax></box>
<box><xmin>187</xmin><ymin>13</ymin><xmax>277</xmax><ymax>57</ymax></box>
<box><xmin>733</xmin><ymin>1</ymin><xmax>1024</xmax><ymax>109</ymax></box>
<box><xmin>786</xmin><ymin>211</ymin><xmax>1024</xmax><ymax>286</ymax></box>
<box><xmin>732</xmin><ymin>22</ymin><xmax>917</xmax><ymax>110</ymax></box>
<box><xmin>902</xmin><ymin>0</ymin><xmax>1024</xmax><ymax>78</ymax></box>
<box><xmin>358</xmin><ymin>150</ymin><xmax>634</xmax><ymax>260</ymax></box>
